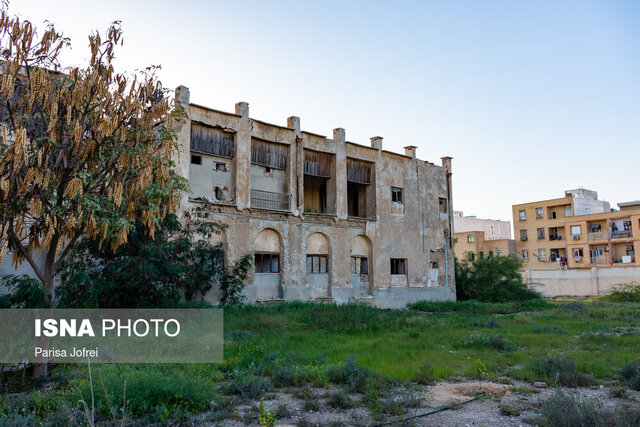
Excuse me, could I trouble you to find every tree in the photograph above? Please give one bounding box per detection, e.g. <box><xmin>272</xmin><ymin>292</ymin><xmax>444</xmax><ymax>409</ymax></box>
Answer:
<box><xmin>55</xmin><ymin>213</ymin><xmax>253</xmax><ymax>308</ymax></box>
<box><xmin>0</xmin><ymin>10</ymin><xmax>185</xmax><ymax>308</ymax></box>
<box><xmin>455</xmin><ymin>255</ymin><xmax>540</xmax><ymax>302</ymax></box>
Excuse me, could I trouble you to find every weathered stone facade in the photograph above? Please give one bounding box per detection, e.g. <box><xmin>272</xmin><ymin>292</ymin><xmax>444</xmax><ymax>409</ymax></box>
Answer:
<box><xmin>173</xmin><ymin>86</ymin><xmax>456</xmax><ymax>308</ymax></box>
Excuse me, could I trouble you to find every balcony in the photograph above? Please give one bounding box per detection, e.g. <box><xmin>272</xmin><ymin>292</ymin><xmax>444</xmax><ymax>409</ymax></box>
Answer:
<box><xmin>250</xmin><ymin>189</ymin><xmax>290</xmax><ymax>211</ymax></box>
<box><xmin>590</xmin><ymin>255</ymin><xmax>609</xmax><ymax>265</ymax></box>
<box><xmin>611</xmin><ymin>230</ymin><xmax>632</xmax><ymax>239</ymax></box>
<box><xmin>588</xmin><ymin>231</ymin><xmax>608</xmax><ymax>241</ymax></box>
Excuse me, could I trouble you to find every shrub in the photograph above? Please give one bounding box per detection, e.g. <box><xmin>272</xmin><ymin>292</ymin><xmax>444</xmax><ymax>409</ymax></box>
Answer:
<box><xmin>455</xmin><ymin>256</ymin><xmax>541</xmax><ymax>302</ymax></box>
<box><xmin>619</xmin><ymin>361</ymin><xmax>640</xmax><ymax>391</ymax></box>
<box><xmin>231</xmin><ymin>374</ymin><xmax>272</xmax><ymax>399</ymax></box>
<box><xmin>455</xmin><ymin>331</ymin><xmax>517</xmax><ymax>352</ymax></box>
<box><xmin>325</xmin><ymin>391</ymin><xmax>354</xmax><ymax>409</ymax></box>
<box><xmin>537</xmin><ymin>390</ymin><xmax>640</xmax><ymax>427</ymax></box>
<box><xmin>413</xmin><ymin>363</ymin><xmax>437</xmax><ymax>385</ymax></box>
<box><xmin>534</xmin><ymin>356</ymin><xmax>594</xmax><ymax>387</ymax></box>
<box><xmin>0</xmin><ymin>275</ymin><xmax>47</xmax><ymax>308</ymax></box>
<box><xmin>327</xmin><ymin>359</ymin><xmax>374</xmax><ymax>393</ymax></box>
<box><xmin>603</xmin><ymin>282</ymin><xmax>640</xmax><ymax>303</ymax></box>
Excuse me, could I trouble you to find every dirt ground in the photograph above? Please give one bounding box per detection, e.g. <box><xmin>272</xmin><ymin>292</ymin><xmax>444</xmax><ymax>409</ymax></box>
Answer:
<box><xmin>194</xmin><ymin>380</ymin><xmax>640</xmax><ymax>426</ymax></box>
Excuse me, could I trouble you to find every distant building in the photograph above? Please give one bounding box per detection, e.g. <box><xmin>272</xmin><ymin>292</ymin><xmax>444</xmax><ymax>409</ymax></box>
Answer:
<box><xmin>512</xmin><ymin>189</ymin><xmax>639</xmax><ymax>270</ymax></box>
<box><xmin>453</xmin><ymin>212</ymin><xmax>515</xmax><ymax>260</ymax></box>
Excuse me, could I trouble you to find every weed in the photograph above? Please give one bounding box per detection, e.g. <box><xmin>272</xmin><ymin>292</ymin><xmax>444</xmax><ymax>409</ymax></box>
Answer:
<box><xmin>499</xmin><ymin>400</ymin><xmax>538</xmax><ymax>416</ymax></box>
<box><xmin>327</xmin><ymin>359</ymin><xmax>373</xmax><ymax>393</ymax></box>
<box><xmin>257</xmin><ymin>399</ymin><xmax>276</xmax><ymax>427</ymax></box>
<box><xmin>609</xmin><ymin>386</ymin><xmax>631</xmax><ymax>399</ymax></box>
<box><xmin>274</xmin><ymin>403</ymin><xmax>293</xmax><ymax>418</ymax></box>
<box><xmin>534</xmin><ymin>356</ymin><xmax>595</xmax><ymax>388</ymax></box>
<box><xmin>326</xmin><ymin>390</ymin><xmax>354</xmax><ymax>409</ymax></box>
<box><xmin>413</xmin><ymin>363</ymin><xmax>436</xmax><ymax>385</ymax></box>
<box><xmin>469</xmin><ymin>318</ymin><xmax>502</xmax><ymax>328</ymax></box>
<box><xmin>532</xmin><ymin>325</ymin><xmax>566</xmax><ymax>334</ymax></box>
<box><xmin>619</xmin><ymin>361</ymin><xmax>640</xmax><ymax>391</ymax></box>
<box><xmin>231</xmin><ymin>374</ymin><xmax>272</xmax><ymax>399</ymax></box>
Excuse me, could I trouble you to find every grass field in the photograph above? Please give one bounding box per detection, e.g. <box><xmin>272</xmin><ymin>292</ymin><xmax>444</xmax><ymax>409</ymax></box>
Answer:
<box><xmin>2</xmin><ymin>299</ymin><xmax>640</xmax><ymax>424</ymax></box>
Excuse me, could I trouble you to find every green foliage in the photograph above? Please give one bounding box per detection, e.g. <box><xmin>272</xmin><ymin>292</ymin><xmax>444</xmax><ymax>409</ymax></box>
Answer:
<box><xmin>455</xmin><ymin>255</ymin><xmax>541</xmax><ymax>302</ymax></box>
<box><xmin>619</xmin><ymin>361</ymin><xmax>640</xmax><ymax>391</ymax></box>
<box><xmin>409</xmin><ymin>298</ymin><xmax>550</xmax><ymax>314</ymax></box>
<box><xmin>534</xmin><ymin>356</ymin><xmax>595</xmax><ymax>387</ymax></box>
<box><xmin>603</xmin><ymin>282</ymin><xmax>640</xmax><ymax>303</ymax></box>
<box><xmin>327</xmin><ymin>359</ymin><xmax>377</xmax><ymax>393</ymax></box>
<box><xmin>537</xmin><ymin>390</ymin><xmax>640</xmax><ymax>427</ymax></box>
<box><xmin>220</xmin><ymin>252</ymin><xmax>253</xmax><ymax>306</ymax></box>
<box><xmin>56</xmin><ymin>213</ymin><xmax>251</xmax><ymax>308</ymax></box>
<box><xmin>73</xmin><ymin>365</ymin><xmax>213</xmax><ymax>419</ymax></box>
<box><xmin>413</xmin><ymin>363</ymin><xmax>437</xmax><ymax>385</ymax></box>
<box><xmin>0</xmin><ymin>274</ymin><xmax>47</xmax><ymax>308</ymax></box>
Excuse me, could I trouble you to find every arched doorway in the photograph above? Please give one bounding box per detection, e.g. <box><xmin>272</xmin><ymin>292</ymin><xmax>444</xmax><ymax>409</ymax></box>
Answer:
<box><xmin>306</xmin><ymin>232</ymin><xmax>330</xmax><ymax>298</ymax></box>
<box><xmin>254</xmin><ymin>228</ymin><xmax>282</xmax><ymax>300</ymax></box>
<box><xmin>351</xmin><ymin>235</ymin><xmax>372</xmax><ymax>296</ymax></box>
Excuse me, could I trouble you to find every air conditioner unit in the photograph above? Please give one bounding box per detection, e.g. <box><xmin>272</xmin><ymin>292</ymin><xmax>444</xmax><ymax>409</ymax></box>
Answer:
<box><xmin>572</xmin><ymin>235</ymin><xmax>580</xmax><ymax>240</ymax></box>
<box><xmin>521</xmin><ymin>237</ymin><xmax>528</xmax><ymax>241</ymax></box>
<box><xmin>604</xmin><ymin>247</ymin><xmax>609</xmax><ymax>251</ymax></box>
<box><xmin>574</xmin><ymin>256</ymin><xmax>582</xmax><ymax>262</ymax></box>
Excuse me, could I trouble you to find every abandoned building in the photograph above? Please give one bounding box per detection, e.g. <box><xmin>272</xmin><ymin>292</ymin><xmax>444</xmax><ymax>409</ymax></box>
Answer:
<box><xmin>172</xmin><ymin>86</ymin><xmax>456</xmax><ymax>308</ymax></box>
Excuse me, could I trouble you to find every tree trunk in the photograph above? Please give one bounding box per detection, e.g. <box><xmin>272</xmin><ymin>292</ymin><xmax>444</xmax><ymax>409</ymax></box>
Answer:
<box><xmin>31</xmin><ymin>251</ymin><xmax>56</xmax><ymax>379</ymax></box>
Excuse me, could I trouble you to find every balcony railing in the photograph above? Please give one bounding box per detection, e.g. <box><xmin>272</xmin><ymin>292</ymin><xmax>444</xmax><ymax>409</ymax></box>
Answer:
<box><xmin>250</xmin><ymin>189</ymin><xmax>290</xmax><ymax>211</ymax></box>
<box><xmin>590</xmin><ymin>255</ymin><xmax>609</xmax><ymax>265</ymax></box>
<box><xmin>611</xmin><ymin>230</ymin><xmax>632</xmax><ymax>239</ymax></box>
<box><xmin>588</xmin><ymin>231</ymin><xmax>608</xmax><ymax>241</ymax></box>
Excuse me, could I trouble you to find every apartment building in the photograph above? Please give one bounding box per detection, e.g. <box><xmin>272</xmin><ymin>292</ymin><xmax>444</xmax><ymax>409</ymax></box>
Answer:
<box><xmin>172</xmin><ymin>86</ymin><xmax>456</xmax><ymax>307</ymax></box>
<box><xmin>453</xmin><ymin>212</ymin><xmax>514</xmax><ymax>260</ymax></box>
<box><xmin>512</xmin><ymin>190</ymin><xmax>640</xmax><ymax>270</ymax></box>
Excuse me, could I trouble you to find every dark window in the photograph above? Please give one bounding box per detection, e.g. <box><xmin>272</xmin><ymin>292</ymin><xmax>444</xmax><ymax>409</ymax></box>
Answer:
<box><xmin>537</xmin><ymin>228</ymin><xmax>545</xmax><ymax>239</ymax></box>
<box><xmin>216</xmin><ymin>163</ymin><xmax>227</xmax><ymax>172</ymax></box>
<box><xmin>551</xmin><ymin>211</ymin><xmax>557</xmax><ymax>219</ymax></box>
<box><xmin>520</xmin><ymin>229</ymin><xmax>528</xmax><ymax>241</ymax></box>
<box><xmin>190</xmin><ymin>123</ymin><xmax>235</xmax><ymax>157</ymax></box>
<box><xmin>488</xmin><ymin>251</ymin><xmax>493</xmax><ymax>258</ymax></box>
<box><xmin>430</xmin><ymin>262</ymin><xmax>439</xmax><ymax>269</ymax></box>
<box><xmin>479</xmin><ymin>252</ymin><xmax>484</xmax><ymax>260</ymax></box>
<box><xmin>306</xmin><ymin>255</ymin><xmax>328</xmax><ymax>274</ymax></box>
<box><xmin>351</xmin><ymin>257</ymin><xmax>369</xmax><ymax>275</ymax></box>
<box><xmin>468</xmin><ymin>252</ymin><xmax>475</xmax><ymax>261</ymax></box>
<box><xmin>391</xmin><ymin>187</ymin><xmax>403</xmax><ymax>203</ymax></box>
<box><xmin>255</xmin><ymin>253</ymin><xmax>280</xmax><ymax>273</ymax></box>
<box><xmin>390</xmin><ymin>258</ymin><xmax>407</xmax><ymax>275</ymax></box>
<box><xmin>191</xmin><ymin>155</ymin><xmax>202</xmax><ymax>165</ymax></box>
<box><xmin>439</xmin><ymin>198</ymin><xmax>448</xmax><ymax>213</ymax></box>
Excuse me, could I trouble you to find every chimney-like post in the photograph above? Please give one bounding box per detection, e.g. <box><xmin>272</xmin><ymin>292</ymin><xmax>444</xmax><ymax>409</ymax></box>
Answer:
<box><xmin>404</xmin><ymin>145</ymin><xmax>417</xmax><ymax>158</ymax></box>
<box><xmin>370</xmin><ymin>136</ymin><xmax>383</xmax><ymax>151</ymax></box>
<box><xmin>235</xmin><ymin>101</ymin><xmax>249</xmax><ymax>118</ymax></box>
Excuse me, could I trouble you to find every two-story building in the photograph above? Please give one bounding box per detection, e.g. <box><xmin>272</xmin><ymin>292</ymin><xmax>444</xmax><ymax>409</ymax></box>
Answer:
<box><xmin>172</xmin><ymin>86</ymin><xmax>456</xmax><ymax>307</ymax></box>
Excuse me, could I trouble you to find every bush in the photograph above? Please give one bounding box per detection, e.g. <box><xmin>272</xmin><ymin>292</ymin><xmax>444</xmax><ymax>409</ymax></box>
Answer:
<box><xmin>413</xmin><ymin>363</ymin><xmax>437</xmax><ymax>385</ymax></box>
<box><xmin>455</xmin><ymin>256</ymin><xmax>541</xmax><ymax>302</ymax></box>
<box><xmin>230</xmin><ymin>373</ymin><xmax>272</xmax><ymax>400</ymax></box>
<box><xmin>0</xmin><ymin>275</ymin><xmax>47</xmax><ymax>308</ymax></box>
<box><xmin>325</xmin><ymin>390</ymin><xmax>354</xmax><ymax>409</ymax></box>
<box><xmin>534</xmin><ymin>356</ymin><xmax>594</xmax><ymax>387</ymax></box>
<box><xmin>603</xmin><ymin>282</ymin><xmax>640</xmax><ymax>303</ymax></box>
<box><xmin>56</xmin><ymin>213</ymin><xmax>252</xmax><ymax>308</ymax></box>
<box><xmin>537</xmin><ymin>390</ymin><xmax>640</xmax><ymax>427</ymax></box>
<box><xmin>327</xmin><ymin>359</ymin><xmax>375</xmax><ymax>393</ymax></box>
<box><xmin>619</xmin><ymin>361</ymin><xmax>640</xmax><ymax>391</ymax></box>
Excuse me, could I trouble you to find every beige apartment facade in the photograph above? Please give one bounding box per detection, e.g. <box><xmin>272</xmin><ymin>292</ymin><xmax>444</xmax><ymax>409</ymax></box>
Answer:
<box><xmin>513</xmin><ymin>190</ymin><xmax>639</xmax><ymax>271</ymax></box>
<box><xmin>171</xmin><ymin>86</ymin><xmax>456</xmax><ymax>308</ymax></box>
<box><xmin>454</xmin><ymin>230</ymin><xmax>515</xmax><ymax>261</ymax></box>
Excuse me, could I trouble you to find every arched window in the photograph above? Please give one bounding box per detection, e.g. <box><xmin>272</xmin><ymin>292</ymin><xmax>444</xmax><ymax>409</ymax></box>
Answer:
<box><xmin>350</xmin><ymin>235</ymin><xmax>371</xmax><ymax>276</ymax></box>
<box><xmin>306</xmin><ymin>232</ymin><xmax>329</xmax><ymax>274</ymax></box>
<box><xmin>254</xmin><ymin>228</ymin><xmax>281</xmax><ymax>273</ymax></box>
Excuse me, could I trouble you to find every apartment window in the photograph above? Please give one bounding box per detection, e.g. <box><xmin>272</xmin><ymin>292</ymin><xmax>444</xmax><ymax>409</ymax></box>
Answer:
<box><xmin>519</xmin><ymin>210</ymin><xmax>527</xmax><ymax>221</ymax></box>
<box><xmin>627</xmin><ymin>245</ymin><xmax>635</xmax><ymax>256</ymax></box>
<box><xmin>488</xmin><ymin>251</ymin><xmax>494</xmax><ymax>258</ymax></box>
<box><xmin>550</xmin><ymin>211</ymin><xmax>557</xmax><ymax>219</ymax></box>
<box><xmin>522</xmin><ymin>250</ymin><xmax>529</xmax><ymax>261</ymax></box>
<box><xmin>439</xmin><ymin>198</ymin><xmax>448</xmax><ymax>213</ymax></box>
<box><xmin>468</xmin><ymin>252</ymin><xmax>475</xmax><ymax>261</ymax></box>
<box><xmin>589</xmin><ymin>224</ymin><xmax>601</xmax><ymax>233</ymax></box>
<box><xmin>391</xmin><ymin>187</ymin><xmax>403</xmax><ymax>203</ymax></box>
<box><xmin>430</xmin><ymin>262</ymin><xmax>439</xmax><ymax>269</ymax></box>
<box><xmin>467</xmin><ymin>234</ymin><xmax>475</xmax><ymax>243</ymax></box>
<box><xmin>520</xmin><ymin>229</ymin><xmax>528</xmax><ymax>241</ymax></box>
<box><xmin>216</xmin><ymin>162</ymin><xmax>227</xmax><ymax>172</ymax></box>
<box><xmin>255</xmin><ymin>253</ymin><xmax>280</xmax><ymax>273</ymax></box>
<box><xmin>306</xmin><ymin>255</ymin><xmax>328</xmax><ymax>274</ymax></box>
<box><xmin>351</xmin><ymin>257</ymin><xmax>369</xmax><ymax>275</ymax></box>
<box><xmin>573</xmin><ymin>248</ymin><xmax>583</xmax><ymax>260</ymax></box>
<box><xmin>191</xmin><ymin>154</ymin><xmax>202</xmax><ymax>165</ymax></box>
<box><xmin>390</xmin><ymin>258</ymin><xmax>407</xmax><ymax>275</ymax></box>
<box><xmin>538</xmin><ymin>249</ymin><xmax>547</xmax><ymax>260</ymax></box>
<box><xmin>537</xmin><ymin>228</ymin><xmax>545</xmax><ymax>239</ymax></box>
<box><xmin>479</xmin><ymin>252</ymin><xmax>484</xmax><ymax>260</ymax></box>
<box><xmin>570</xmin><ymin>225</ymin><xmax>581</xmax><ymax>235</ymax></box>
<box><xmin>535</xmin><ymin>208</ymin><xmax>543</xmax><ymax>218</ymax></box>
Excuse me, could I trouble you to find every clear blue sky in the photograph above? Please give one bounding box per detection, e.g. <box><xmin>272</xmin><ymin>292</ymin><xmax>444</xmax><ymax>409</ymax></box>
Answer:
<box><xmin>14</xmin><ymin>0</ymin><xmax>640</xmax><ymax>224</ymax></box>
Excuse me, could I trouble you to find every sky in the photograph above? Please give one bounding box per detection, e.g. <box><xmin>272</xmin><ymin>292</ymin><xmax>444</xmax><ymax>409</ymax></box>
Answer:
<box><xmin>12</xmin><ymin>0</ymin><xmax>640</xmax><ymax>226</ymax></box>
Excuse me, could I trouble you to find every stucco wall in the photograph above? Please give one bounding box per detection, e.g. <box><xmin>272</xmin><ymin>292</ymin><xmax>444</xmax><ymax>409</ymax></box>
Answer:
<box><xmin>524</xmin><ymin>266</ymin><xmax>640</xmax><ymax>296</ymax></box>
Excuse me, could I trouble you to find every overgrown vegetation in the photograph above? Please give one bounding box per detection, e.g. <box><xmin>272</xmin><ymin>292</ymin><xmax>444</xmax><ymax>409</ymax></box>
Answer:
<box><xmin>537</xmin><ymin>390</ymin><xmax>640</xmax><ymax>427</ymax></box>
<box><xmin>603</xmin><ymin>282</ymin><xmax>640</xmax><ymax>303</ymax></box>
<box><xmin>454</xmin><ymin>255</ymin><xmax>541</xmax><ymax>302</ymax></box>
<box><xmin>3</xmin><ymin>300</ymin><xmax>640</xmax><ymax>424</ymax></box>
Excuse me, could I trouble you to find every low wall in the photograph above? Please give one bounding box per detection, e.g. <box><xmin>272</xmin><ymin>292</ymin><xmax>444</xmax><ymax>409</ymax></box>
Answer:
<box><xmin>523</xmin><ymin>267</ymin><xmax>640</xmax><ymax>297</ymax></box>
